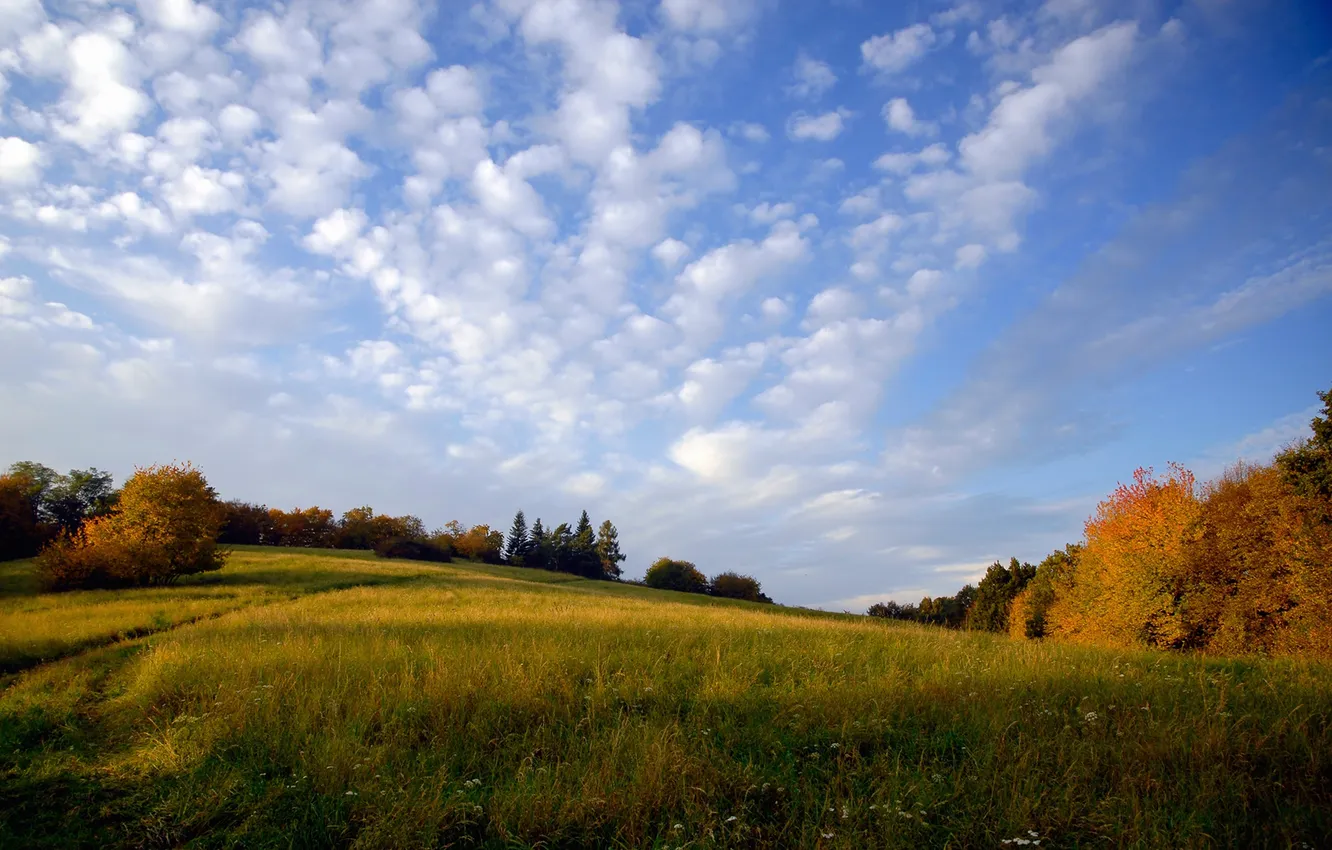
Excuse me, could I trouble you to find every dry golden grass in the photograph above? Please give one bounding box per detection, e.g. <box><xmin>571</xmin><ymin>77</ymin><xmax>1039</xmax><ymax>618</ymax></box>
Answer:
<box><xmin>2</xmin><ymin>548</ymin><xmax>1329</xmax><ymax>848</ymax></box>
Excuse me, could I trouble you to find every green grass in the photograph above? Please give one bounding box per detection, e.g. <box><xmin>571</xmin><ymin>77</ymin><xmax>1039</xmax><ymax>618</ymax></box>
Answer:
<box><xmin>1</xmin><ymin>549</ymin><xmax>1328</xmax><ymax>848</ymax></box>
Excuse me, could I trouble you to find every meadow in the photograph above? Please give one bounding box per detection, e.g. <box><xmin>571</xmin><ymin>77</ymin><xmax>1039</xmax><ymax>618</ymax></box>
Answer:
<box><xmin>1</xmin><ymin>548</ymin><xmax>1328</xmax><ymax>848</ymax></box>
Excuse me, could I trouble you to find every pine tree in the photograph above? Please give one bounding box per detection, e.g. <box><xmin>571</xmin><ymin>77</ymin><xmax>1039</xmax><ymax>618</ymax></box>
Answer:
<box><xmin>505</xmin><ymin>510</ymin><xmax>529</xmax><ymax>565</ymax></box>
<box><xmin>571</xmin><ymin>510</ymin><xmax>600</xmax><ymax>578</ymax></box>
<box><xmin>528</xmin><ymin>518</ymin><xmax>548</xmax><ymax>571</ymax></box>
<box><xmin>595</xmin><ymin>519</ymin><xmax>626</xmax><ymax>580</ymax></box>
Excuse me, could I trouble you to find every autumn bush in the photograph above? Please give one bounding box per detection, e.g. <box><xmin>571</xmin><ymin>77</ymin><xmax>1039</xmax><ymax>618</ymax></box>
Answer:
<box><xmin>37</xmin><ymin>462</ymin><xmax>226</xmax><ymax>590</ymax></box>
<box><xmin>645</xmin><ymin>558</ymin><xmax>708</xmax><ymax>594</ymax></box>
<box><xmin>709</xmin><ymin>571</ymin><xmax>771</xmax><ymax>602</ymax></box>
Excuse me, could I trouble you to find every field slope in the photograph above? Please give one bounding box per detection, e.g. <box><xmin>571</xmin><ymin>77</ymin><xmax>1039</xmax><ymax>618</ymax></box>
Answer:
<box><xmin>1</xmin><ymin>548</ymin><xmax>1328</xmax><ymax>848</ymax></box>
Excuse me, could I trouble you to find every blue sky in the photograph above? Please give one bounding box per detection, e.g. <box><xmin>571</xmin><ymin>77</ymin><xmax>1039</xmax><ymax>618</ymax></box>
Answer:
<box><xmin>1</xmin><ymin>0</ymin><xmax>1329</xmax><ymax>608</ymax></box>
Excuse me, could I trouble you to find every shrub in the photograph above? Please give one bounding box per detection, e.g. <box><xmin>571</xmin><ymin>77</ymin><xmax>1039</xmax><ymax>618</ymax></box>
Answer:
<box><xmin>645</xmin><ymin>558</ymin><xmax>708</xmax><ymax>594</ymax></box>
<box><xmin>709</xmin><ymin>571</ymin><xmax>768</xmax><ymax>602</ymax></box>
<box><xmin>374</xmin><ymin>536</ymin><xmax>452</xmax><ymax>563</ymax></box>
<box><xmin>36</xmin><ymin>462</ymin><xmax>226</xmax><ymax>590</ymax></box>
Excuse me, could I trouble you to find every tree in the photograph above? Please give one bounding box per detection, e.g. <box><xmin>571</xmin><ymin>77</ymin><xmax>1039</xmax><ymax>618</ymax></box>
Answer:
<box><xmin>968</xmin><ymin>558</ymin><xmax>1036</xmax><ymax>633</ymax></box>
<box><xmin>568</xmin><ymin>510</ymin><xmax>600</xmax><ymax>577</ymax></box>
<box><xmin>505</xmin><ymin>510</ymin><xmax>530</xmax><ymax>565</ymax></box>
<box><xmin>1276</xmin><ymin>384</ymin><xmax>1332</xmax><ymax>507</ymax></box>
<box><xmin>1009</xmin><ymin>545</ymin><xmax>1080</xmax><ymax>640</ymax></box>
<box><xmin>37</xmin><ymin>462</ymin><xmax>226</xmax><ymax>589</ymax></box>
<box><xmin>527</xmin><ymin>518</ymin><xmax>550</xmax><ymax>571</ymax></box>
<box><xmin>218</xmin><ymin>500</ymin><xmax>274</xmax><ymax>545</ymax></box>
<box><xmin>268</xmin><ymin>507</ymin><xmax>336</xmax><ymax>548</ymax></box>
<box><xmin>453</xmin><ymin>524</ymin><xmax>505</xmax><ymax>563</ymax></box>
<box><xmin>1048</xmin><ymin>465</ymin><xmax>1202</xmax><ymax>649</ymax></box>
<box><xmin>709</xmin><ymin>571</ymin><xmax>769</xmax><ymax>602</ymax></box>
<box><xmin>5</xmin><ymin>462</ymin><xmax>117</xmax><ymax>537</ymax></box>
<box><xmin>549</xmin><ymin>522</ymin><xmax>573</xmax><ymax>573</ymax></box>
<box><xmin>335</xmin><ymin>506</ymin><xmax>379</xmax><ymax>549</ymax></box>
<box><xmin>645</xmin><ymin>557</ymin><xmax>708</xmax><ymax>594</ymax></box>
<box><xmin>594</xmin><ymin>519</ymin><xmax>625</xmax><ymax>580</ymax></box>
<box><xmin>0</xmin><ymin>473</ymin><xmax>43</xmax><ymax>561</ymax></box>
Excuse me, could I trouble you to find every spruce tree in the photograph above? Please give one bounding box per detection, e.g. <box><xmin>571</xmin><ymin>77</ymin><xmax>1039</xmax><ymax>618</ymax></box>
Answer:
<box><xmin>505</xmin><ymin>510</ymin><xmax>529</xmax><ymax>565</ymax></box>
<box><xmin>528</xmin><ymin>518</ymin><xmax>548</xmax><ymax>570</ymax></box>
<box><xmin>595</xmin><ymin>519</ymin><xmax>625</xmax><ymax>580</ymax></box>
<box><xmin>571</xmin><ymin>510</ymin><xmax>599</xmax><ymax>578</ymax></box>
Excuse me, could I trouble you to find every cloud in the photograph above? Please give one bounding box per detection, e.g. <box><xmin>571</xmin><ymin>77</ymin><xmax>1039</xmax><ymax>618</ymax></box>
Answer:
<box><xmin>788</xmin><ymin>109</ymin><xmax>850</xmax><ymax>141</ymax></box>
<box><xmin>861</xmin><ymin>23</ymin><xmax>936</xmax><ymax>73</ymax></box>
<box><xmin>788</xmin><ymin>54</ymin><xmax>837</xmax><ymax>100</ymax></box>
<box><xmin>883</xmin><ymin>97</ymin><xmax>937</xmax><ymax>136</ymax></box>
<box><xmin>0</xmin><ymin>137</ymin><xmax>43</xmax><ymax>185</ymax></box>
<box><xmin>0</xmin><ymin>0</ymin><xmax>1324</xmax><ymax>611</ymax></box>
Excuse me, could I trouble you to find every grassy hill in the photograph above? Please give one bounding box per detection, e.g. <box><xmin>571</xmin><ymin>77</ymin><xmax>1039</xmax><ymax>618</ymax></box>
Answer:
<box><xmin>1</xmin><ymin>548</ymin><xmax>1328</xmax><ymax>848</ymax></box>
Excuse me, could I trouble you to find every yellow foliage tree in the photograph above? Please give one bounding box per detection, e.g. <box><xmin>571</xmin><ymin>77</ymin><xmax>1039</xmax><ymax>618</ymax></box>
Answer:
<box><xmin>37</xmin><ymin>462</ymin><xmax>226</xmax><ymax>589</ymax></box>
<box><xmin>1048</xmin><ymin>464</ymin><xmax>1201</xmax><ymax>649</ymax></box>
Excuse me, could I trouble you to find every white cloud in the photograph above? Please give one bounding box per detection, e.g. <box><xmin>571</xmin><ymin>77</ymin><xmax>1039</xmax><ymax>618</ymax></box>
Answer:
<box><xmin>661</xmin><ymin>0</ymin><xmax>755</xmax><ymax>32</ymax></box>
<box><xmin>729</xmin><ymin>122</ymin><xmax>770</xmax><ymax>143</ymax></box>
<box><xmin>652</xmin><ymin>238</ymin><xmax>690</xmax><ymax>269</ymax></box>
<box><xmin>0</xmin><ymin>136</ymin><xmax>42</xmax><ymax>185</ymax></box>
<box><xmin>54</xmin><ymin>31</ymin><xmax>152</xmax><ymax>148</ymax></box>
<box><xmin>883</xmin><ymin>97</ymin><xmax>937</xmax><ymax>136</ymax></box>
<box><xmin>788</xmin><ymin>54</ymin><xmax>837</xmax><ymax>100</ymax></box>
<box><xmin>861</xmin><ymin>23</ymin><xmax>936</xmax><ymax>73</ymax></box>
<box><xmin>959</xmin><ymin>21</ymin><xmax>1138</xmax><ymax>179</ymax></box>
<box><xmin>788</xmin><ymin>109</ymin><xmax>849</xmax><ymax>141</ymax></box>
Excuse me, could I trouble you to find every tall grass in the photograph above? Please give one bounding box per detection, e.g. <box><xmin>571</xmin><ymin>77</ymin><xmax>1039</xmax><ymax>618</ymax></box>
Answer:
<box><xmin>1</xmin><ymin>549</ymin><xmax>1328</xmax><ymax>848</ymax></box>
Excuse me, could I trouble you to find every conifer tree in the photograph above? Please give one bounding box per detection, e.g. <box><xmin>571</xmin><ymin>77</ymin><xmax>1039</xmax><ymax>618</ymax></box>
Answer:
<box><xmin>505</xmin><ymin>510</ymin><xmax>530</xmax><ymax>565</ymax></box>
<box><xmin>528</xmin><ymin>518</ymin><xmax>548</xmax><ymax>570</ymax></box>
<box><xmin>595</xmin><ymin>519</ymin><xmax>626</xmax><ymax>580</ymax></box>
<box><xmin>570</xmin><ymin>510</ymin><xmax>599</xmax><ymax>578</ymax></box>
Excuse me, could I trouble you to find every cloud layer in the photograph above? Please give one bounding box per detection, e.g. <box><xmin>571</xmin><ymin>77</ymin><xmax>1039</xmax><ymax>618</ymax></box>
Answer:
<box><xmin>1</xmin><ymin>0</ymin><xmax>1328</xmax><ymax>607</ymax></box>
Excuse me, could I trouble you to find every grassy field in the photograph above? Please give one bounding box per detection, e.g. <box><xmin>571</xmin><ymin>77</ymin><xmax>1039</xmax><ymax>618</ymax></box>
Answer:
<box><xmin>1</xmin><ymin>549</ymin><xmax>1328</xmax><ymax>848</ymax></box>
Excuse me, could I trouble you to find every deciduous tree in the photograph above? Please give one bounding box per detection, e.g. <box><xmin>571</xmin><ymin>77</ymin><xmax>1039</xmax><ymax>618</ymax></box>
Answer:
<box><xmin>37</xmin><ymin>462</ymin><xmax>226</xmax><ymax>589</ymax></box>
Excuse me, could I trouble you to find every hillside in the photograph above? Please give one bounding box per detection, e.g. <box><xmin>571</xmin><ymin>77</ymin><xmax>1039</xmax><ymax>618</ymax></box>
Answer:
<box><xmin>1</xmin><ymin>548</ymin><xmax>1329</xmax><ymax>848</ymax></box>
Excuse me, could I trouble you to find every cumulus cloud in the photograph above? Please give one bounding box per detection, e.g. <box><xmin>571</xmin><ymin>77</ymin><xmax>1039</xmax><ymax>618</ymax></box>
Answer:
<box><xmin>0</xmin><ymin>0</ymin><xmax>1323</xmax><ymax>610</ymax></box>
<box><xmin>788</xmin><ymin>109</ymin><xmax>850</xmax><ymax>141</ymax></box>
<box><xmin>788</xmin><ymin>54</ymin><xmax>837</xmax><ymax>100</ymax></box>
<box><xmin>861</xmin><ymin>23</ymin><xmax>936</xmax><ymax>73</ymax></box>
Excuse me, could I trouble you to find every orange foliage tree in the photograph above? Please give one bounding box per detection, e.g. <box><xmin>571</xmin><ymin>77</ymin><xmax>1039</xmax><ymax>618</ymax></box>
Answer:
<box><xmin>37</xmin><ymin>462</ymin><xmax>226</xmax><ymax>589</ymax></box>
<box><xmin>1049</xmin><ymin>464</ymin><xmax>1202</xmax><ymax>649</ymax></box>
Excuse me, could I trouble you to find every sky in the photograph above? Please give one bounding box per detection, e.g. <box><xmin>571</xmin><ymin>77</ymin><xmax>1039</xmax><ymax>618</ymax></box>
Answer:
<box><xmin>1</xmin><ymin>0</ymin><xmax>1329</xmax><ymax>609</ymax></box>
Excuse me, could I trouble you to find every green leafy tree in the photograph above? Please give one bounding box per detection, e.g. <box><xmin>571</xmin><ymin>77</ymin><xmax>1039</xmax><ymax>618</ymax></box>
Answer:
<box><xmin>1277</xmin><ymin>384</ymin><xmax>1332</xmax><ymax>509</ymax></box>
<box><xmin>594</xmin><ymin>519</ymin><xmax>625</xmax><ymax>580</ymax></box>
<box><xmin>1009</xmin><ymin>544</ymin><xmax>1080</xmax><ymax>639</ymax></box>
<box><xmin>0</xmin><ymin>472</ymin><xmax>43</xmax><ymax>560</ymax></box>
<box><xmin>218</xmin><ymin>501</ymin><xmax>274</xmax><ymax>545</ymax></box>
<box><xmin>549</xmin><ymin>522</ymin><xmax>573</xmax><ymax>573</ymax></box>
<box><xmin>645</xmin><ymin>557</ymin><xmax>708</xmax><ymax>594</ymax></box>
<box><xmin>5</xmin><ymin>462</ymin><xmax>117</xmax><ymax>536</ymax></box>
<box><xmin>505</xmin><ymin>510</ymin><xmax>530</xmax><ymax>565</ymax></box>
<box><xmin>968</xmin><ymin>557</ymin><xmax>1037</xmax><ymax>633</ymax></box>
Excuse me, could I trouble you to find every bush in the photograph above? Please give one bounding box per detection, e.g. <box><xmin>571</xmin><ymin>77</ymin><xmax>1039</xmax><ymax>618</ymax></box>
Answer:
<box><xmin>645</xmin><ymin>558</ymin><xmax>708</xmax><ymax>594</ymax></box>
<box><xmin>37</xmin><ymin>462</ymin><xmax>226</xmax><ymax>590</ymax></box>
<box><xmin>374</xmin><ymin>536</ymin><xmax>452</xmax><ymax>563</ymax></box>
<box><xmin>709</xmin><ymin>571</ymin><xmax>770</xmax><ymax>602</ymax></box>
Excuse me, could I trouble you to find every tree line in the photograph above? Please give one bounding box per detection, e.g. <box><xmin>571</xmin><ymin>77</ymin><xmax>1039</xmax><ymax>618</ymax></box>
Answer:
<box><xmin>870</xmin><ymin>384</ymin><xmax>1332</xmax><ymax>660</ymax></box>
<box><xmin>0</xmin><ymin>462</ymin><xmax>771</xmax><ymax>600</ymax></box>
